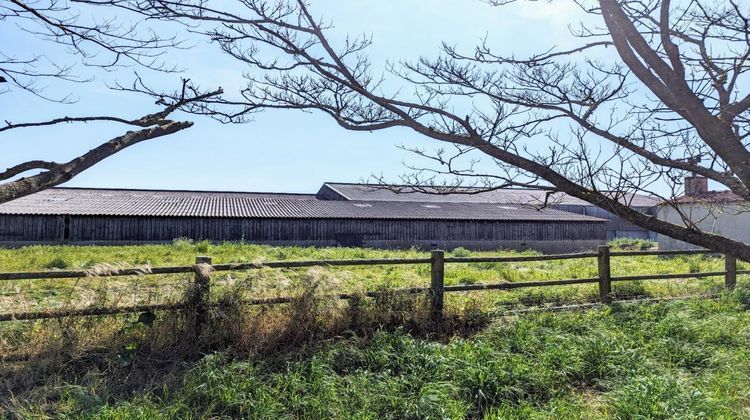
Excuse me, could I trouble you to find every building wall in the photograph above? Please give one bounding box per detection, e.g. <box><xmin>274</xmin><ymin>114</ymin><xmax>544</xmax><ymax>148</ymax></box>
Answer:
<box><xmin>359</xmin><ymin>239</ymin><xmax>603</xmax><ymax>254</ymax></box>
<box><xmin>0</xmin><ymin>215</ymin><xmax>606</xmax><ymax>252</ymax></box>
<box><xmin>657</xmin><ymin>203</ymin><xmax>750</xmax><ymax>250</ymax></box>
<box><xmin>553</xmin><ymin>204</ymin><xmax>656</xmax><ymax>240</ymax></box>
<box><xmin>0</xmin><ymin>215</ymin><xmax>65</xmax><ymax>242</ymax></box>
<box><xmin>316</xmin><ymin>185</ymin><xmax>656</xmax><ymax>240</ymax></box>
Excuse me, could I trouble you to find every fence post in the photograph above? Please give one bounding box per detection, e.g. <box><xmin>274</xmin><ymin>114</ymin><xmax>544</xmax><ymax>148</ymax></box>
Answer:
<box><xmin>430</xmin><ymin>250</ymin><xmax>445</xmax><ymax>323</ymax></box>
<box><xmin>192</xmin><ymin>256</ymin><xmax>212</xmax><ymax>337</ymax></box>
<box><xmin>597</xmin><ymin>245</ymin><xmax>612</xmax><ymax>304</ymax></box>
<box><xmin>725</xmin><ymin>254</ymin><xmax>737</xmax><ymax>290</ymax></box>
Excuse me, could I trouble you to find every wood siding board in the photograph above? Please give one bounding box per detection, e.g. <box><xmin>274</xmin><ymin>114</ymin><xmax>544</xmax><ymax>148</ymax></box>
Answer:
<box><xmin>0</xmin><ymin>215</ymin><xmax>606</xmax><ymax>248</ymax></box>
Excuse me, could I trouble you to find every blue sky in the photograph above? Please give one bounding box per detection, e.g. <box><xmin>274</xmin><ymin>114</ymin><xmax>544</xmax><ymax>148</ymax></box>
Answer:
<box><xmin>2</xmin><ymin>1</ymin><xmax>590</xmax><ymax>194</ymax></box>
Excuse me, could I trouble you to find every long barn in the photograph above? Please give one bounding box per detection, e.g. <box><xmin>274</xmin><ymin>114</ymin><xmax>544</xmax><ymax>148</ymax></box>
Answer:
<box><xmin>0</xmin><ymin>188</ymin><xmax>606</xmax><ymax>253</ymax></box>
<box><xmin>317</xmin><ymin>183</ymin><xmax>658</xmax><ymax>240</ymax></box>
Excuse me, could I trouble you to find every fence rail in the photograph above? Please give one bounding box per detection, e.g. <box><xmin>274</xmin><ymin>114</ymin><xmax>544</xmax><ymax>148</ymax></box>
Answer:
<box><xmin>0</xmin><ymin>246</ymin><xmax>743</xmax><ymax>333</ymax></box>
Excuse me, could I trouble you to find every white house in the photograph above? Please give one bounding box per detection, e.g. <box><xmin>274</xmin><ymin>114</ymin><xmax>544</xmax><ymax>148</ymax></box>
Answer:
<box><xmin>657</xmin><ymin>176</ymin><xmax>750</xmax><ymax>250</ymax></box>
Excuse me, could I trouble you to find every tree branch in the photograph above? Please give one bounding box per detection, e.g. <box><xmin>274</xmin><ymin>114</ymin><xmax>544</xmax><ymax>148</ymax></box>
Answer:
<box><xmin>0</xmin><ymin>160</ymin><xmax>59</xmax><ymax>181</ymax></box>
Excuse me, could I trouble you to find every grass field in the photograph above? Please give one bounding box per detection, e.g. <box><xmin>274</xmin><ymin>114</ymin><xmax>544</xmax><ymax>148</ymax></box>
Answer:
<box><xmin>5</xmin><ymin>293</ymin><xmax>750</xmax><ymax>418</ymax></box>
<box><xmin>0</xmin><ymin>239</ymin><xmax>741</xmax><ymax>315</ymax></box>
<box><xmin>2</xmin><ymin>240</ymin><xmax>749</xmax><ymax>418</ymax></box>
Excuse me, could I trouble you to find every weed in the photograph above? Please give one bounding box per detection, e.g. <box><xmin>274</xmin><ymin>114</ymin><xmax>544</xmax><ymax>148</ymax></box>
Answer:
<box><xmin>451</xmin><ymin>247</ymin><xmax>472</xmax><ymax>257</ymax></box>
<box><xmin>43</xmin><ymin>256</ymin><xmax>69</xmax><ymax>269</ymax></box>
<box><xmin>608</xmin><ymin>238</ymin><xmax>655</xmax><ymax>251</ymax></box>
<box><xmin>171</xmin><ymin>237</ymin><xmax>194</xmax><ymax>250</ymax></box>
<box><xmin>195</xmin><ymin>240</ymin><xmax>211</xmax><ymax>254</ymax></box>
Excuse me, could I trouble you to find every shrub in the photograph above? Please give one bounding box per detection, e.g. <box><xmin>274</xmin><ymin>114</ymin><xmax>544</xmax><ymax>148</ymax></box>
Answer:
<box><xmin>195</xmin><ymin>240</ymin><xmax>211</xmax><ymax>254</ymax></box>
<box><xmin>171</xmin><ymin>237</ymin><xmax>194</xmax><ymax>250</ymax></box>
<box><xmin>451</xmin><ymin>247</ymin><xmax>472</xmax><ymax>257</ymax></box>
<box><xmin>608</xmin><ymin>238</ymin><xmax>655</xmax><ymax>251</ymax></box>
<box><xmin>43</xmin><ymin>256</ymin><xmax>69</xmax><ymax>269</ymax></box>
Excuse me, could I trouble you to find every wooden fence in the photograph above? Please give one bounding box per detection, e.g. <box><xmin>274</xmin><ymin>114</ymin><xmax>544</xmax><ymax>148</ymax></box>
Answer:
<box><xmin>0</xmin><ymin>246</ymin><xmax>746</xmax><ymax>335</ymax></box>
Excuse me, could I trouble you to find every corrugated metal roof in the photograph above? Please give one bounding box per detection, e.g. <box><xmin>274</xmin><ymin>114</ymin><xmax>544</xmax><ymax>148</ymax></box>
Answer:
<box><xmin>321</xmin><ymin>183</ymin><xmax>659</xmax><ymax>207</ymax></box>
<box><xmin>673</xmin><ymin>191</ymin><xmax>745</xmax><ymax>204</ymax></box>
<box><xmin>0</xmin><ymin>188</ymin><xmax>606</xmax><ymax>222</ymax></box>
<box><xmin>46</xmin><ymin>187</ymin><xmax>319</xmax><ymax>200</ymax></box>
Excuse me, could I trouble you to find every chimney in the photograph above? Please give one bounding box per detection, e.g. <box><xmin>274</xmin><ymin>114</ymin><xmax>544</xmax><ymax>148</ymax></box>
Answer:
<box><xmin>684</xmin><ymin>176</ymin><xmax>708</xmax><ymax>196</ymax></box>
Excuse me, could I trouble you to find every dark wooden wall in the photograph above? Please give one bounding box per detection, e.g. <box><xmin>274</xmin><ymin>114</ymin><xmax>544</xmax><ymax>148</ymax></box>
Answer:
<box><xmin>0</xmin><ymin>215</ymin><xmax>605</xmax><ymax>246</ymax></box>
<box><xmin>0</xmin><ymin>215</ymin><xmax>64</xmax><ymax>242</ymax></box>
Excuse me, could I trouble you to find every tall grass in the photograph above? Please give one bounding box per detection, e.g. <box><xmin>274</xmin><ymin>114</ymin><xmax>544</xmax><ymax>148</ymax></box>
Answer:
<box><xmin>0</xmin><ymin>242</ymin><xmax>738</xmax><ymax>317</ymax></box>
<box><xmin>2</xmin><ymin>262</ymin><xmax>487</xmax><ymax>415</ymax></box>
<box><xmin>1</xmin><ymin>242</ymin><xmax>747</xmax><ymax>417</ymax></box>
<box><xmin>607</xmin><ymin>237</ymin><xmax>656</xmax><ymax>251</ymax></box>
<box><xmin>4</xmin><ymin>290</ymin><xmax>749</xmax><ymax>418</ymax></box>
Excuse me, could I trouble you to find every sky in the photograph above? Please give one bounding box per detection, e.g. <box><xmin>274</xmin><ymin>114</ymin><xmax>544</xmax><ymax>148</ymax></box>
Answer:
<box><xmin>2</xmin><ymin>0</ymin><xmax>593</xmax><ymax>194</ymax></box>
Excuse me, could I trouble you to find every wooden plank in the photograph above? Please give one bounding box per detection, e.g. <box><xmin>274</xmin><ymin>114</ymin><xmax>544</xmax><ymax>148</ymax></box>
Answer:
<box><xmin>0</xmin><ymin>302</ymin><xmax>186</xmax><ymax>322</ymax></box>
<box><xmin>725</xmin><ymin>254</ymin><xmax>737</xmax><ymax>289</ymax></box>
<box><xmin>611</xmin><ymin>271</ymin><xmax>727</xmax><ymax>282</ymax></box>
<box><xmin>430</xmin><ymin>250</ymin><xmax>445</xmax><ymax>323</ymax></box>
<box><xmin>0</xmin><ymin>258</ymin><xmax>431</xmax><ymax>281</ymax></box>
<box><xmin>0</xmin><ymin>288</ymin><xmax>434</xmax><ymax>322</ymax></box>
<box><xmin>0</xmin><ymin>266</ymin><xmax>195</xmax><ymax>281</ymax></box>
<box><xmin>494</xmin><ymin>293</ymin><xmax>719</xmax><ymax>316</ymax></box>
<box><xmin>444</xmin><ymin>252</ymin><xmax>598</xmax><ymax>263</ymax></box>
<box><xmin>192</xmin><ymin>256</ymin><xmax>212</xmax><ymax>336</ymax></box>
<box><xmin>212</xmin><ymin>258</ymin><xmax>431</xmax><ymax>271</ymax></box>
<box><xmin>226</xmin><ymin>288</ymin><xmax>432</xmax><ymax>306</ymax></box>
<box><xmin>598</xmin><ymin>245</ymin><xmax>612</xmax><ymax>304</ymax></box>
<box><xmin>443</xmin><ymin>277</ymin><xmax>599</xmax><ymax>292</ymax></box>
<box><xmin>609</xmin><ymin>249</ymin><xmax>712</xmax><ymax>256</ymax></box>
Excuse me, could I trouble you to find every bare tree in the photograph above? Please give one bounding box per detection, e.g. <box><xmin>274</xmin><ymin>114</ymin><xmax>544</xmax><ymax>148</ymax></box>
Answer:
<box><xmin>109</xmin><ymin>0</ymin><xmax>750</xmax><ymax>258</ymax></box>
<box><xmin>0</xmin><ymin>1</ymin><xmax>221</xmax><ymax>204</ymax></box>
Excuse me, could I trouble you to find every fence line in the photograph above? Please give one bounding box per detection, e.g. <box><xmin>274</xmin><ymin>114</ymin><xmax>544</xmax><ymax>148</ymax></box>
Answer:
<box><xmin>443</xmin><ymin>252</ymin><xmax>598</xmax><ymax>263</ymax></box>
<box><xmin>608</xmin><ymin>249</ymin><xmax>713</xmax><ymax>256</ymax></box>
<box><xmin>0</xmin><ymin>258</ymin><xmax>433</xmax><ymax>282</ymax></box>
<box><xmin>0</xmin><ymin>246</ymin><xmax>743</xmax><ymax>334</ymax></box>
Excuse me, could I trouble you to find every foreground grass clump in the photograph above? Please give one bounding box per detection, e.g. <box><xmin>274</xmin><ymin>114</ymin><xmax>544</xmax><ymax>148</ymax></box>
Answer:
<box><xmin>4</xmin><ymin>290</ymin><xmax>750</xmax><ymax>418</ymax></box>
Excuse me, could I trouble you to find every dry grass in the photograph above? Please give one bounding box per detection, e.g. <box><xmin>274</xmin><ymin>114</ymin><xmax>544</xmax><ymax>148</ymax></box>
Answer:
<box><xmin>0</xmin><ymin>264</ymin><xmax>488</xmax><ymax>415</ymax></box>
<box><xmin>84</xmin><ymin>263</ymin><xmax>153</xmax><ymax>277</ymax></box>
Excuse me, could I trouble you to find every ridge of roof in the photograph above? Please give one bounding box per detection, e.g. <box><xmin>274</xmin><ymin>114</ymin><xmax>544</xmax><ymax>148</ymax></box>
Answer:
<box><xmin>672</xmin><ymin>190</ymin><xmax>745</xmax><ymax>204</ymax></box>
<box><xmin>50</xmin><ymin>186</ymin><xmax>316</xmax><ymax>197</ymax></box>
<box><xmin>321</xmin><ymin>182</ymin><xmax>659</xmax><ymax>207</ymax></box>
<box><xmin>322</xmin><ymin>181</ymin><xmax>548</xmax><ymax>192</ymax></box>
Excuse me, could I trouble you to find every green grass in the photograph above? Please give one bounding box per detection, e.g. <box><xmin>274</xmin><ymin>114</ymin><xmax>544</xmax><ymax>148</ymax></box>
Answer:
<box><xmin>5</xmin><ymin>292</ymin><xmax>750</xmax><ymax>418</ymax></box>
<box><xmin>0</xmin><ymin>240</ymin><xmax>740</xmax><ymax>316</ymax></box>
<box><xmin>607</xmin><ymin>237</ymin><xmax>656</xmax><ymax>251</ymax></box>
<box><xmin>2</xmin><ymin>241</ymin><xmax>749</xmax><ymax>418</ymax></box>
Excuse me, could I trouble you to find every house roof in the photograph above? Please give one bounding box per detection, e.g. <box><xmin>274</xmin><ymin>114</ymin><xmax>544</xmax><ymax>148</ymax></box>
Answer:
<box><xmin>320</xmin><ymin>182</ymin><xmax>659</xmax><ymax>208</ymax></box>
<box><xmin>0</xmin><ymin>188</ymin><xmax>606</xmax><ymax>222</ymax></box>
<box><xmin>673</xmin><ymin>191</ymin><xmax>745</xmax><ymax>205</ymax></box>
